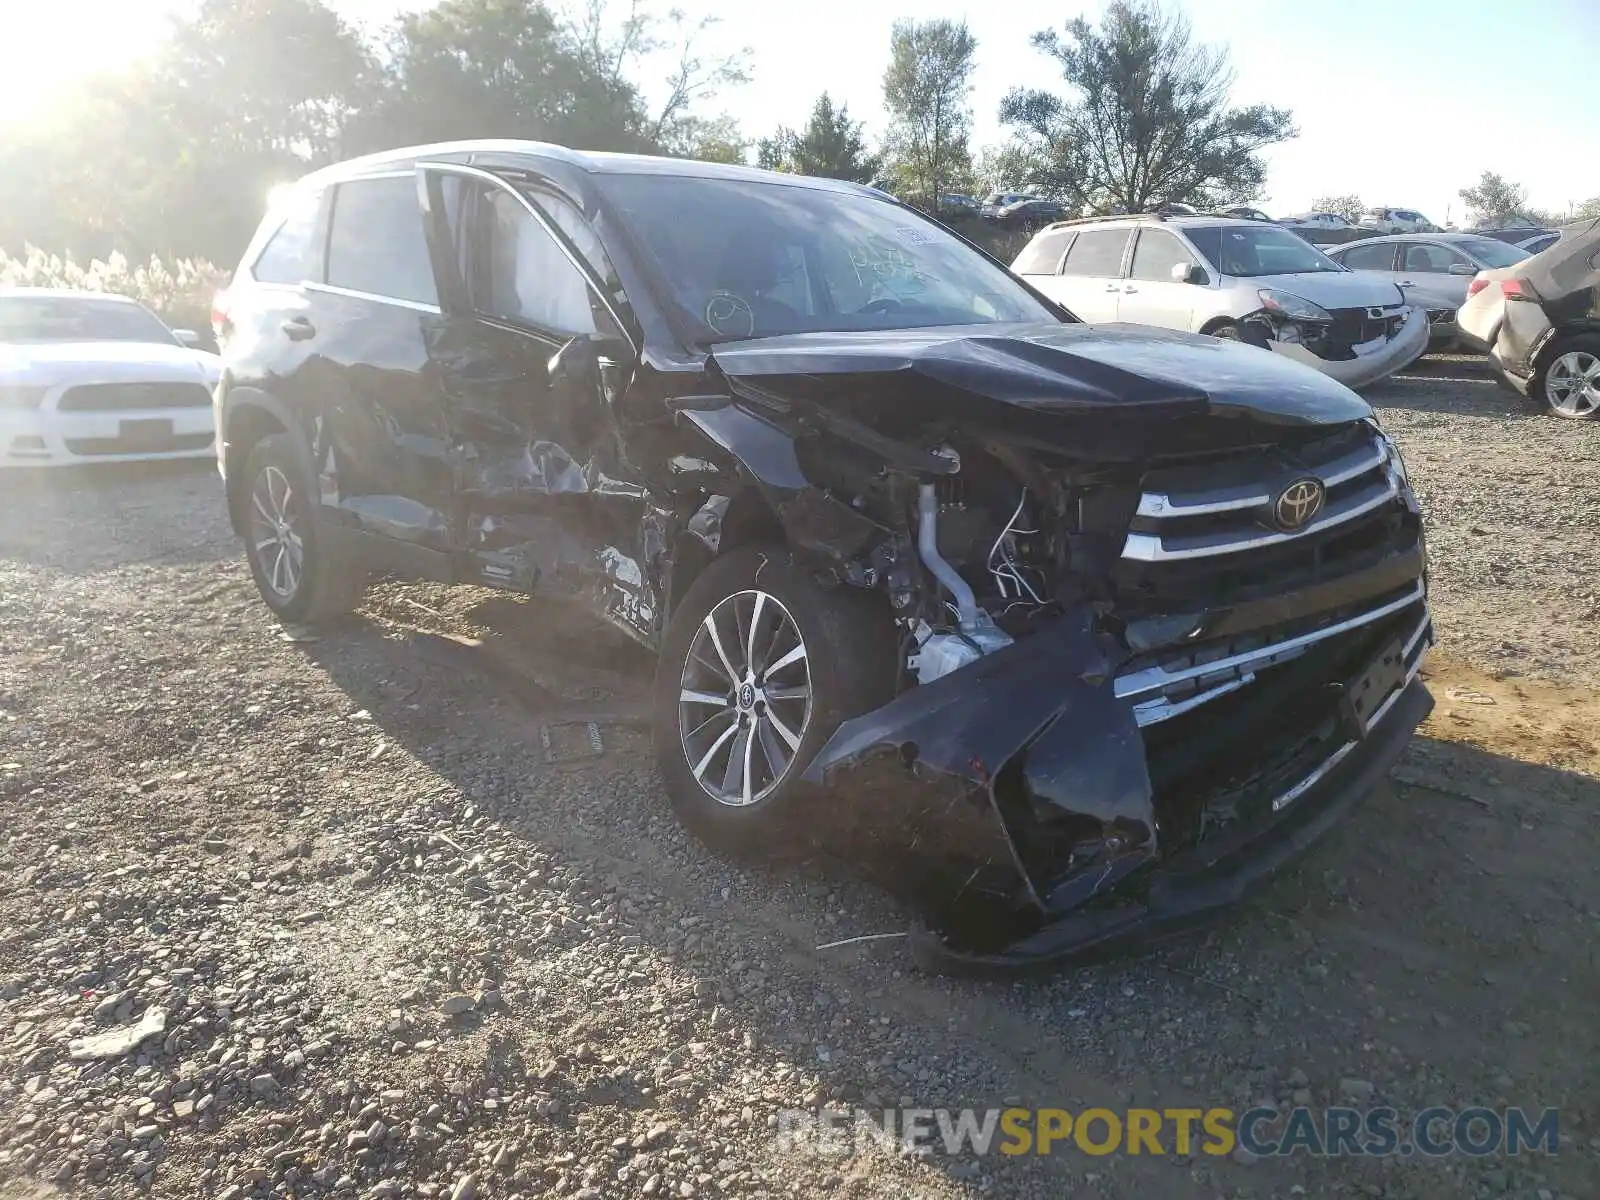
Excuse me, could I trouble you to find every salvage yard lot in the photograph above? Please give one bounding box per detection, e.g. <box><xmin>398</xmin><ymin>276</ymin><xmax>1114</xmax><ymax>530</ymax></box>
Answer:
<box><xmin>1</xmin><ymin>358</ymin><xmax>1597</xmax><ymax>1200</ymax></box>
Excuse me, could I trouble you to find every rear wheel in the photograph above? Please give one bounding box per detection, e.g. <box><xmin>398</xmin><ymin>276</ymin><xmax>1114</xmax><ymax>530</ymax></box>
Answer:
<box><xmin>241</xmin><ymin>433</ymin><xmax>364</xmax><ymax>623</ymax></box>
<box><xmin>1534</xmin><ymin>334</ymin><xmax>1600</xmax><ymax>419</ymax></box>
<box><xmin>652</xmin><ymin>545</ymin><xmax>894</xmax><ymax>851</ymax></box>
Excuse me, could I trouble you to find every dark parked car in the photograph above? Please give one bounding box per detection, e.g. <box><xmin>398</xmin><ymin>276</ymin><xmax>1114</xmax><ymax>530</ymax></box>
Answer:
<box><xmin>215</xmin><ymin>142</ymin><xmax>1433</xmax><ymax>970</ymax></box>
<box><xmin>992</xmin><ymin>198</ymin><xmax>1069</xmax><ymax>230</ymax></box>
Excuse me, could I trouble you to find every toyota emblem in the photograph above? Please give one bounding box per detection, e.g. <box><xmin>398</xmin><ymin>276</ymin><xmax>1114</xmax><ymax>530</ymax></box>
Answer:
<box><xmin>1273</xmin><ymin>477</ymin><xmax>1326</xmax><ymax>531</ymax></box>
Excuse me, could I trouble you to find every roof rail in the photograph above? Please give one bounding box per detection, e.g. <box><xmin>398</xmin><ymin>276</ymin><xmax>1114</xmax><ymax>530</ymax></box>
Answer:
<box><xmin>1036</xmin><ymin>213</ymin><xmax>1139</xmax><ymax>232</ymax></box>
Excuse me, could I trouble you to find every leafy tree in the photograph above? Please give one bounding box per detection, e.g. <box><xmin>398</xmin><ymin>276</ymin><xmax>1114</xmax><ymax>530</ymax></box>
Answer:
<box><xmin>1310</xmin><ymin>194</ymin><xmax>1364</xmax><ymax>224</ymax></box>
<box><xmin>1000</xmin><ymin>0</ymin><xmax>1294</xmax><ymax>214</ymax></box>
<box><xmin>561</xmin><ymin>0</ymin><xmax>750</xmax><ymax>155</ymax></box>
<box><xmin>1576</xmin><ymin>195</ymin><xmax>1600</xmax><ymax>222</ymax></box>
<box><xmin>882</xmin><ymin>18</ymin><xmax>977</xmax><ymax>207</ymax></box>
<box><xmin>972</xmin><ymin>143</ymin><xmax>1048</xmax><ymax>196</ymax></box>
<box><xmin>1459</xmin><ymin>171</ymin><xmax>1534</xmax><ymax>228</ymax></box>
<box><xmin>758</xmin><ymin>93</ymin><xmax>879</xmax><ymax>182</ymax></box>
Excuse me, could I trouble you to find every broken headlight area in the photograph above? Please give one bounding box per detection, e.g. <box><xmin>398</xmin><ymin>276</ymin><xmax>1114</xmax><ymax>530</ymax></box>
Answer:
<box><xmin>1246</xmin><ymin>289</ymin><xmax>1410</xmax><ymax>363</ymax></box>
<box><xmin>801</xmin><ymin>420</ymin><xmax>1432</xmax><ymax>972</ymax></box>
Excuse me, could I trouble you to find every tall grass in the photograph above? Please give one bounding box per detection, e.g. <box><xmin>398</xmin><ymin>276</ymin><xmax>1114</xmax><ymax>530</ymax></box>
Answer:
<box><xmin>0</xmin><ymin>246</ymin><xmax>227</xmax><ymax>335</ymax></box>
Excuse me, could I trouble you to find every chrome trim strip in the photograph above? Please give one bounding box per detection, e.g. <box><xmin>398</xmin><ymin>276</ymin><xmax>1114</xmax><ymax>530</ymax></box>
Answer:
<box><xmin>1122</xmin><ymin>474</ymin><xmax>1400</xmax><ymax>562</ymax></box>
<box><xmin>304</xmin><ymin>282</ymin><xmax>442</xmax><ymax>314</ymax></box>
<box><xmin>1133</xmin><ymin>440</ymin><xmax>1385</xmax><ymax>520</ymax></box>
<box><xmin>1114</xmin><ymin>581</ymin><xmax>1425</xmax><ymax>700</ymax></box>
<box><xmin>1132</xmin><ymin>674</ymin><xmax>1254</xmax><ymax>727</ymax></box>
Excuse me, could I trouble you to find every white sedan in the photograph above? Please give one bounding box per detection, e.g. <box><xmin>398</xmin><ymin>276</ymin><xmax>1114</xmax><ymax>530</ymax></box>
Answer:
<box><xmin>0</xmin><ymin>289</ymin><xmax>220</xmax><ymax>467</ymax></box>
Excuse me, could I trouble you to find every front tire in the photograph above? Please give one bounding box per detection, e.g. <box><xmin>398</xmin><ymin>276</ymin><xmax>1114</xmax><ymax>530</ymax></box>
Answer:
<box><xmin>652</xmin><ymin>545</ymin><xmax>894</xmax><ymax>851</ymax></box>
<box><xmin>240</xmin><ymin>433</ymin><xmax>364</xmax><ymax>623</ymax></box>
<box><xmin>1533</xmin><ymin>334</ymin><xmax>1600</xmax><ymax>419</ymax></box>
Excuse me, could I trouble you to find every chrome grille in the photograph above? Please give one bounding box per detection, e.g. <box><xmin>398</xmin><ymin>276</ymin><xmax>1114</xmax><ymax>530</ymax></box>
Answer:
<box><xmin>1121</xmin><ymin>427</ymin><xmax>1396</xmax><ymax>563</ymax></box>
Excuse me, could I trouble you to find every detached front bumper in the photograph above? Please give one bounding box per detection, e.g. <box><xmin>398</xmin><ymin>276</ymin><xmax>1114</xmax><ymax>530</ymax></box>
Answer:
<box><xmin>1269</xmin><ymin>306</ymin><xmax>1430</xmax><ymax>389</ymax></box>
<box><xmin>806</xmin><ymin>597</ymin><xmax>1433</xmax><ymax>976</ymax></box>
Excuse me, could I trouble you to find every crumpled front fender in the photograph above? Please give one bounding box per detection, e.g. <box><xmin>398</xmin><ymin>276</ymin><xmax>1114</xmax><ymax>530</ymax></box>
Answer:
<box><xmin>802</xmin><ymin>606</ymin><xmax>1156</xmax><ymax>939</ymax></box>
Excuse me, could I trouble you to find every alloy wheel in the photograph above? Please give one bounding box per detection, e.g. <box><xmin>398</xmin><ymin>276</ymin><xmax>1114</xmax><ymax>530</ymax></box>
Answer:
<box><xmin>1545</xmin><ymin>351</ymin><xmax>1600</xmax><ymax>418</ymax></box>
<box><xmin>677</xmin><ymin>589</ymin><xmax>813</xmax><ymax>807</ymax></box>
<box><xmin>249</xmin><ymin>464</ymin><xmax>305</xmax><ymax>599</ymax></box>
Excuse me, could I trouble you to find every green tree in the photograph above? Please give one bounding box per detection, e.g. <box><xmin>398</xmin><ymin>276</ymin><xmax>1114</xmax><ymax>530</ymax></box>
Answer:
<box><xmin>973</xmin><ymin>143</ymin><xmax>1047</xmax><ymax>196</ymax></box>
<box><xmin>882</xmin><ymin>18</ymin><xmax>977</xmax><ymax>207</ymax></box>
<box><xmin>1000</xmin><ymin>0</ymin><xmax>1294</xmax><ymax>213</ymax></box>
<box><xmin>1311</xmin><ymin>194</ymin><xmax>1364</xmax><ymax>224</ymax></box>
<box><xmin>1458</xmin><ymin>171</ymin><xmax>1533</xmax><ymax>228</ymax></box>
<box><xmin>1576</xmin><ymin>195</ymin><xmax>1600</xmax><ymax>222</ymax></box>
<box><xmin>759</xmin><ymin>93</ymin><xmax>879</xmax><ymax>182</ymax></box>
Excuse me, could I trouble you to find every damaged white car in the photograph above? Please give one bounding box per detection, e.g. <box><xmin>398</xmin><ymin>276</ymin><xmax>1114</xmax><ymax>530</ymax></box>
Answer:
<box><xmin>1011</xmin><ymin>214</ymin><xmax>1429</xmax><ymax>389</ymax></box>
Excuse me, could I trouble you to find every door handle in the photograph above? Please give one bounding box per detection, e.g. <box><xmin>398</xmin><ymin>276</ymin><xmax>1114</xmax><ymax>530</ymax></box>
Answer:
<box><xmin>1104</xmin><ymin>283</ymin><xmax>1121</xmax><ymax>292</ymax></box>
<box><xmin>281</xmin><ymin>316</ymin><xmax>316</xmax><ymax>341</ymax></box>
<box><xmin>1123</xmin><ymin>286</ymin><xmax>1139</xmax><ymax>293</ymax></box>
<box><xmin>1397</xmin><ymin>280</ymin><xmax>1415</xmax><ymax>287</ymax></box>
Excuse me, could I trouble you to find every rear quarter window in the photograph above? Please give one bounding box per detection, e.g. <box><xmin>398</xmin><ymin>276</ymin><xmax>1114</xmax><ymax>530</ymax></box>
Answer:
<box><xmin>1012</xmin><ymin>229</ymin><xmax>1073</xmax><ymax>275</ymax></box>
<box><xmin>249</xmin><ymin>189</ymin><xmax>324</xmax><ymax>285</ymax></box>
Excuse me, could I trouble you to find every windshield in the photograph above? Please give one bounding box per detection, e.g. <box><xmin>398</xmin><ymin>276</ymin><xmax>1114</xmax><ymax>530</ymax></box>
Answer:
<box><xmin>599</xmin><ymin>174</ymin><xmax>1059</xmax><ymax>342</ymax></box>
<box><xmin>0</xmin><ymin>296</ymin><xmax>178</xmax><ymax>345</ymax></box>
<box><xmin>1185</xmin><ymin>225</ymin><xmax>1344</xmax><ymax>277</ymax></box>
<box><xmin>1457</xmin><ymin>238</ymin><xmax>1531</xmax><ymax>268</ymax></box>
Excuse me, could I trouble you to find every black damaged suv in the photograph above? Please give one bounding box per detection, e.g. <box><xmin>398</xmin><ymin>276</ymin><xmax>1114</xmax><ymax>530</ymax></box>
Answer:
<box><xmin>215</xmin><ymin>142</ymin><xmax>1433</xmax><ymax>971</ymax></box>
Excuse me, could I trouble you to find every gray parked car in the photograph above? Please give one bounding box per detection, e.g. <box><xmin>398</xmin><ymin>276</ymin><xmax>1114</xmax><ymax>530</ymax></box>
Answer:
<box><xmin>1326</xmin><ymin>233</ymin><xmax>1530</xmax><ymax>348</ymax></box>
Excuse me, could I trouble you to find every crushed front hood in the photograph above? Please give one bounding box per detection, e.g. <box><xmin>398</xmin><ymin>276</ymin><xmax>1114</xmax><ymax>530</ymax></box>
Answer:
<box><xmin>707</xmin><ymin>322</ymin><xmax>1372</xmax><ymax>438</ymax></box>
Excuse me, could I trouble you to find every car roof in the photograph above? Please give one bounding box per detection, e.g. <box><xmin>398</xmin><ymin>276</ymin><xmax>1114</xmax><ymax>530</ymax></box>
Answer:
<box><xmin>0</xmin><ymin>287</ymin><xmax>142</xmax><ymax>303</ymax></box>
<box><xmin>293</xmin><ymin>139</ymin><xmax>885</xmax><ymax>200</ymax></box>
<box><xmin>1033</xmin><ymin>213</ymin><xmax>1271</xmax><ymax>235</ymax></box>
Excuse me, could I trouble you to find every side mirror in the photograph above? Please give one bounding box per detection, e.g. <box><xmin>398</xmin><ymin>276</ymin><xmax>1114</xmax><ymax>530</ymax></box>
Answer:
<box><xmin>1171</xmin><ymin>262</ymin><xmax>1206</xmax><ymax>285</ymax></box>
<box><xmin>1447</xmin><ymin>262</ymin><xmax>1476</xmax><ymax>277</ymax></box>
<box><xmin>547</xmin><ymin>335</ymin><xmax>602</xmax><ymax>399</ymax></box>
<box><xmin>172</xmin><ymin>328</ymin><xmax>201</xmax><ymax>348</ymax></box>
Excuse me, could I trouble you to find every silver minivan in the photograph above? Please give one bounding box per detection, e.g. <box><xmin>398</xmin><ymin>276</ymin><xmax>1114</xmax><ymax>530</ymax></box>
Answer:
<box><xmin>1012</xmin><ymin>214</ymin><xmax>1429</xmax><ymax>389</ymax></box>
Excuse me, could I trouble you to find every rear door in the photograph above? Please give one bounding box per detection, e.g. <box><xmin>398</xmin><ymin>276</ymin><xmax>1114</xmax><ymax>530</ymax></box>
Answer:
<box><xmin>310</xmin><ymin>171</ymin><xmax>455</xmax><ymax>552</ymax></box>
<box><xmin>414</xmin><ymin>163</ymin><xmax>656</xmax><ymax>636</ymax></box>
<box><xmin>1034</xmin><ymin>227</ymin><xmax>1131</xmax><ymax>323</ymax></box>
<box><xmin>1119</xmin><ymin>227</ymin><xmax>1203</xmax><ymax>330</ymax></box>
<box><xmin>1397</xmin><ymin>241</ymin><xmax>1474</xmax><ymax>309</ymax></box>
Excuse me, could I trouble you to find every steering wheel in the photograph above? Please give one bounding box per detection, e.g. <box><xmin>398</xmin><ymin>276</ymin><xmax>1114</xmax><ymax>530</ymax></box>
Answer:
<box><xmin>704</xmin><ymin>292</ymin><xmax>755</xmax><ymax>338</ymax></box>
<box><xmin>859</xmin><ymin>297</ymin><xmax>905</xmax><ymax>315</ymax></box>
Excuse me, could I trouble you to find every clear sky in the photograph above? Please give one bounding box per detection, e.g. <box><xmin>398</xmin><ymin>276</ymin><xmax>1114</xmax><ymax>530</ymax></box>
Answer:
<box><xmin>6</xmin><ymin>0</ymin><xmax>1598</xmax><ymax>223</ymax></box>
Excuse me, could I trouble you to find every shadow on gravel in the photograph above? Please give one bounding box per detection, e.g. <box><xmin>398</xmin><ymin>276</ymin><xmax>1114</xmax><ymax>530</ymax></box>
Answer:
<box><xmin>284</xmin><ymin>592</ymin><xmax>1599</xmax><ymax>1198</ymax></box>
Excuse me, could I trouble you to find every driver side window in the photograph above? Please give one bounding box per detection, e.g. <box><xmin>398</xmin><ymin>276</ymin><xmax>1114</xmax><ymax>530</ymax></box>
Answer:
<box><xmin>474</xmin><ymin>187</ymin><xmax>620</xmax><ymax>339</ymax></box>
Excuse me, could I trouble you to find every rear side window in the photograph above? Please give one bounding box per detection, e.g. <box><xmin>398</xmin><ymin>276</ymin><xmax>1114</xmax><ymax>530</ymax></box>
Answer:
<box><xmin>1340</xmin><ymin>243</ymin><xmax>1397</xmax><ymax>271</ymax></box>
<box><xmin>1061</xmin><ymin>228</ymin><xmax>1129</xmax><ymax>276</ymax></box>
<box><xmin>1012</xmin><ymin>229</ymin><xmax>1073</xmax><ymax>275</ymax></box>
<box><xmin>326</xmin><ymin>176</ymin><xmax>437</xmax><ymax>306</ymax></box>
<box><xmin>250</xmin><ymin>190</ymin><xmax>323</xmax><ymax>285</ymax></box>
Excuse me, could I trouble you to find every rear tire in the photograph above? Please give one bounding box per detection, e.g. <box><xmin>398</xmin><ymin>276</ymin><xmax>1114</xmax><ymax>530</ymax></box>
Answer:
<box><xmin>1532</xmin><ymin>333</ymin><xmax>1600</xmax><ymax>419</ymax></box>
<box><xmin>652</xmin><ymin>545</ymin><xmax>895</xmax><ymax>852</ymax></box>
<box><xmin>240</xmin><ymin>433</ymin><xmax>364</xmax><ymax>623</ymax></box>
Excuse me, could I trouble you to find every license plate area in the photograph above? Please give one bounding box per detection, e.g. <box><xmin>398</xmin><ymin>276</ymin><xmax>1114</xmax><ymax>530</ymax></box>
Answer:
<box><xmin>119</xmin><ymin>418</ymin><xmax>174</xmax><ymax>449</ymax></box>
<box><xmin>1340</xmin><ymin>636</ymin><xmax>1406</xmax><ymax>738</ymax></box>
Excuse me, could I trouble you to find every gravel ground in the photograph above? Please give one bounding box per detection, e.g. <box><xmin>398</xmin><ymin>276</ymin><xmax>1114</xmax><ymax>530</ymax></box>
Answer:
<box><xmin>1</xmin><ymin>362</ymin><xmax>1596</xmax><ymax>1200</ymax></box>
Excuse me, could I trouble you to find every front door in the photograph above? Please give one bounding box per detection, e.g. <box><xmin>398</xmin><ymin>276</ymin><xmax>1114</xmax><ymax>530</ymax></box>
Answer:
<box><xmin>1120</xmin><ymin>227</ymin><xmax>1202</xmax><ymax>331</ymax></box>
<box><xmin>414</xmin><ymin>164</ymin><xmax>657</xmax><ymax>641</ymax></box>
